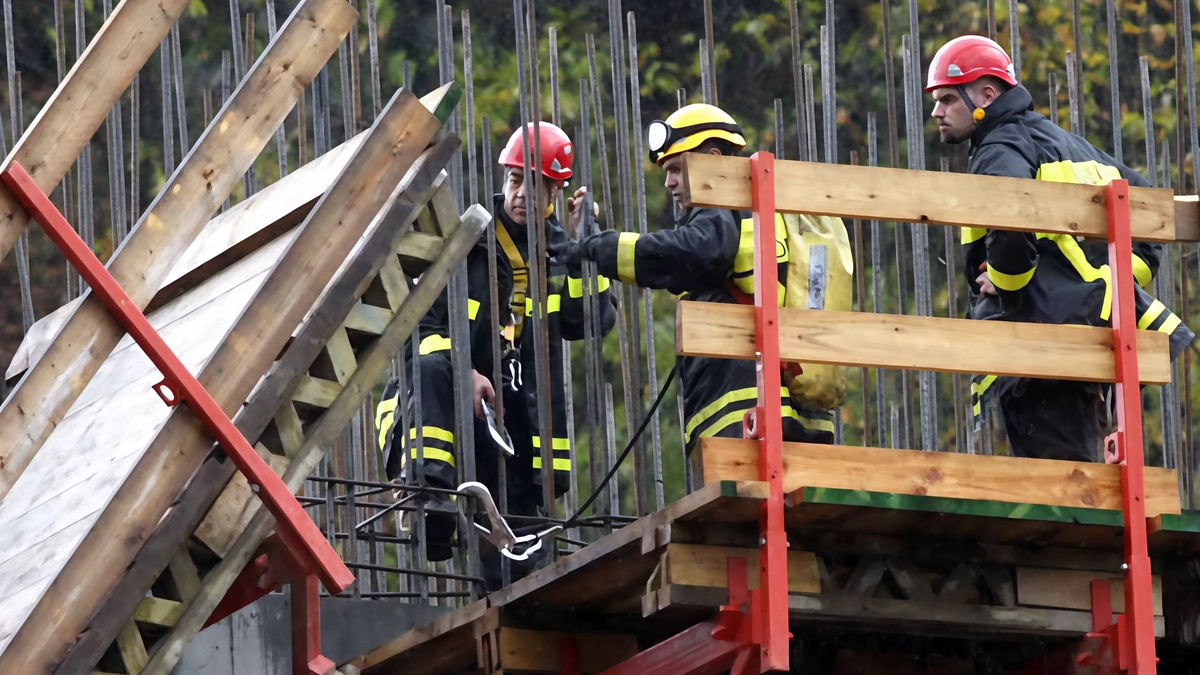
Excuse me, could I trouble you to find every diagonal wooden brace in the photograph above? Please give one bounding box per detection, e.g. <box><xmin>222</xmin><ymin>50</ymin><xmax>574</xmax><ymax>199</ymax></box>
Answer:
<box><xmin>1</xmin><ymin>161</ymin><xmax>354</xmax><ymax>595</ymax></box>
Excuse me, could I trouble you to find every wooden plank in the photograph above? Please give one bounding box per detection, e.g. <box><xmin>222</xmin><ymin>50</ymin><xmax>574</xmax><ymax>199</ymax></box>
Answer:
<box><xmin>377</xmin><ymin>256</ymin><xmax>412</xmax><ymax>311</ymax></box>
<box><xmin>115</xmin><ymin>621</ymin><xmax>149</xmax><ymax>675</ymax></box>
<box><xmin>344</xmin><ymin>301</ymin><xmax>396</xmax><ymax>335</ymax></box>
<box><xmin>359</xmin><ymin>600</ymin><xmax>489</xmax><ymax>671</ymax></box>
<box><xmin>663</xmin><ymin>543</ymin><xmax>820</xmax><ymax>593</ymax></box>
<box><xmin>0</xmin><ymin>0</ymin><xmax>356</xmax><ymax>505</ymax></box>
<box><xmin>132</xmin><ymin>597</ymin><xmax>184</xmax><ymax>627</ymax></box>
<box><xmin>1176</xmin><ymin>195</ymin><xmax>1200</xmax><ymax>241</ymax></box>
<box><xmin>51</xmin><ymin>132</ymin><xmax>463</xmax><ymax>675</ymax></box>
<box><xmin>166</xmin><ymin>551</ymin><xmax>202</xmax><ymax>603</ymax></box>
<box><xmin>680</xmin><ymin>152</ymin><xmax>1177</xmax><ymax>242</ymax></box>
<box><xmin>0</xmin><ymin>0</ymin><xmax>191</xmax><ymax>261</ymax></box>
<box><xmin>703</xmin><ymin>439</ymin><xmax>1181</xmax><ymax>516</ymax></box>
<box><xmin>273</xmin><ymin>402</ymin><xmax>307</xmax><ymax>457</ymax></box>
<box><xmin>325</xmin><ymin>328</ymin><xmax>358</xmax><ymax>385</ymax></box>
<box><xmin>677</xmin><ymin>301</ymin><xmax>1173</xmax><ymax>385</ymax></box>
<box><xmin>495</xmin><ymin>627</ymin><xmax>638</xmax><ymax>674</ymax></box>
<box><xmin>1015</xmin><ymin>567</ymin><xmax>1163</xmax><ymax>615</ymax></box>
<box><xmin>1147</xmin><ymin>512</ymin><xmax>1200</xmax><ymax>553</ymax></box>
<box><xmin>291</xmin><ymin>375</ymin><xmax>342</xmax><ymax>408</ymax></box>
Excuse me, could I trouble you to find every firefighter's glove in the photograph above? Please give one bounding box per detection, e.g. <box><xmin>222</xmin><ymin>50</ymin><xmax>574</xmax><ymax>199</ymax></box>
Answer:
<box><xmin>547</xmin><ymin>239</ymin><xmax>585</xmax><ymax>275</ymax></box>
<box><xmin>501</xmin><ymin>348</ymin><xmax>522</xmax><ymax>392</ymax></box>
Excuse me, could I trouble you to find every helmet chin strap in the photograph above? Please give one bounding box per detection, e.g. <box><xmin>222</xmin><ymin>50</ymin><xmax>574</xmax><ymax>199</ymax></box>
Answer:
<box><xmin>957</xmin><ymin>84</ymin><xmax>987</xmax><ymax>123</ymax></box>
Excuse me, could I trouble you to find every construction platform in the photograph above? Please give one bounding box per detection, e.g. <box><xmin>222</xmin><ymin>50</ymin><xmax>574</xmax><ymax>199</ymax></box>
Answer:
<box><xmin>350</xmin><ymin>448</ymin><xmax>1200</xmax><ymax>674</ymax></box>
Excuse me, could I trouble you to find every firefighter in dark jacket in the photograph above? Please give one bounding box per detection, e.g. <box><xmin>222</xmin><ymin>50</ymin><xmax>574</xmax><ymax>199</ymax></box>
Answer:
<box><xmin>551</xmin><ymin>104</ymin><xmax>835</xmax><ymax>454</ymax></box>
<box><xmin>373</xmin><ymin>198</ymin><xmax>513</xmax><ymax>562</ymax></box>
<box><xmin>927</xmin><ymin>35</ymin><xmax>1194</xmax><ymax>461</ymax></box>
<box><xmin>494</xmin><ymin>122</ymin><xmax>616</xmax><ymax>519</ymax></box>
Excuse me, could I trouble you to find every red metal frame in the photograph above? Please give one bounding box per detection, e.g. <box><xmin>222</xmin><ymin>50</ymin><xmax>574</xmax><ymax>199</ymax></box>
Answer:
<box><xmin>0</xmin><ymin>161</ymin><xmax>351</xmax><ymax>675</ymax></box>
<box><xmin>0</xmin><ymin>161</ymin><xmax>351</xmax><ymax>596</ymax></box>
<box><xmin>1100</xmin><ymin>179</ymin><xmax>1158</xmax><ymax>672</ymax></box>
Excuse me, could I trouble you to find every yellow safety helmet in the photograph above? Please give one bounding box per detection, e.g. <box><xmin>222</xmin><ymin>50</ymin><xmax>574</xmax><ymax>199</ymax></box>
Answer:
<box><xmin>646</xmin><ymin>103</ymin><xmax>746</xmax><ymax>165</ymax></box>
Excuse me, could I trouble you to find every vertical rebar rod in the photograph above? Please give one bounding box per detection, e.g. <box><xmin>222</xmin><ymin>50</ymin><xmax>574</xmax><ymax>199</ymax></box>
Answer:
<box><xmin>1141</xmin><ymin>58</ymin><xmax>1157</xmax><ymax>189</ymax></box>
<box><xmin>172</xmin><ymin>22</ymin><xmax>188</xmax><ymax>153</ymax></box>
<box><xmin>75</xmin><ymin>0</ymin><xmax>94</xmax><ymax>261</ymax></box>
<box><xmin>1105</xmin><ymin>0</ymin><xmax>1121</xmax><ymax>161</ymax></box>
<box><xmin>868</xmin><ymin>114</ymin><xmax>886</xmax><ymax>441</ymax></box>
<box><xmin>402</xmin><ymin>60</ymin><xmax>412</xmax><ymax>91</ymax></box>
<box><xmin>130</xmin><ymin>73</ymin><xmax>140</xmax><ymax>226</ymax></box>
<box><xmin>604</xmin><ymin>383</ymin><xmax>620</xmax><ymax>518</ymax></box>
<box><xmin>339</xmin><ymin>16</ymin><xmax>354</xmax><ymax>142</ymax></box>
<box><xmin>349</xmin><ymin>1</ymin><xmax>362</xmax><ymax>137</ymax></box>
<box><xmin>703</xmin><ymin>0</ymin><xmax>716</xmax><ymax>107</ymax></box>
<box><xmin>220</xmin><ymin>51</ymin><xmax>231</xmax><ymax>209</ymax></box>
<box><xmin>1066</xmin><ymin>51</ymin><xmax>1081</xmax><ymax>136</ymax></box>
<box><xmin>820</xmin><ymin>25</ymin><xmax>836</xmax><ymax>165</ymax></box>
<box><xmin>789</xmin><ymin>0</ymin><xmax>807</xmax><ymax>162</ymax></box>
<box><xmin>942</xmin><ymin>156</ymin><xmax>965</xmax><ymax>452</ymax></box>
<box><xmin>1071</xmin><ymin>0</ymin><xmax>1084</xmax><ymax>134</ymax></box>
<box><xmin>987</xmin><ymin>0</ymin><xmax>997</xmax><ymax>42</ymax></box>
<box><xmin>1049</xmin><ymin>72</ymin><xmax>1059</xmax><ymax>126</ymax></box>
<box><xmin>266</xmin><ymin>0</ymin><xmax>288</xmax><ymax>179</ymax></box>
<box><xmin>699</xmin><ymin>40</ymin><xmax>712</xmax><ymax>106</ymax></box>
<box><xmin>367</xmin><ymin>0</ymin><xmax>381</xmax><ymax>119</ymax></box>
<box><xmin>803</xmin><ymin>64</ymin><xmax>817</xmax><ymax>165</ymax></box>
<box><xmin>607</xmin><ymin>0</ymin><xmax>647</xmax><ymax>516</ymax></box>
<box><xmin>102</xmin><ymin>0</ymin><xmax>127</xmax><ymax>247</ymax></box>
<box><xmin>297</xmin><ymin>88</ymin><xmax>307</xmax><ymax>166</ymax></box>
<box><xmin>409</xmin><ymin>333</ymin><xmax>430</xmax><ymax>600</ymax></box>
<box><xmin>1007</xmin><ymin>0</ymin><xmax>1020</xmax><ymax>82</ymax></box>
<box><xmin>463</xmin><ymin>10</ymin><xmax>477</xmax><ymax>206</ymax></box>
<box><xmin>1179</xmin><ymin>0</ymin><xmax>1200</xmax><ymax>192</ymax></box>
<box><xmin>627</xmin><ymin>11</ymin><xmax>663</xmax><ymax>511</ymax></box>
<box><xmin>3</xmin><ymin>0</ymin><xmax>30</xmax><ymax>329</ymax></box>
<box><xmin>161</xmin><ymin>38</ymin><xmax>176</xmax><ymax>177</ymax></box>
<box><xmin>880</xmin><ymin>0</ymin><xmax>898</xmax><ymax>169</ymax></box>
<box><xmin>54</xmin><ymin>0</ymin><xmax>77</xmax><ymax>299</ymax></box>
<box><xmin>850</xmin><ymin>150</ymin><xmax>871</xmax><ymax>447</ymax></box>
<box><xmin>229</xmin><ymin>0</ymin><xmax>245</xmax><ymax>82</ymax></box>
<box><xmin>577</xmin><ymin>86</ymin><xmax>605</xmax><ymax>533</ymax></box>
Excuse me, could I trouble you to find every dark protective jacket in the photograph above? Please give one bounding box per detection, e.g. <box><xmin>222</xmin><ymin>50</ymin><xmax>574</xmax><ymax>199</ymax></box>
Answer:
<box><xmin>494</xmin><ymin>194</ymin><xmax>617</xmax><ymax>499</ymax></box>
<box><xmin>963</xmin><ymin>84</ymin><xmax>1193</xmax><ymax>413</ymax></box>
<box><xmin>375</xmin><ymin>236</ymin><xmax>513</xmax><ymax>485</ymax></box>
<box><xmin>581</xmin><ymin>205</ymin><xmax>835</xmax><ymax>449</ymax></box>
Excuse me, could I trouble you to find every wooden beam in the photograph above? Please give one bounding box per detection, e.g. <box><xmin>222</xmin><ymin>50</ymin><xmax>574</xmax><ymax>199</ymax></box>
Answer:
<box><xmin>680</xmin><ymin>152</ymin><xmax>1178</xmax><ymax>242</ymax></box>
<box><xmin>193</xmin><ymin>447</ymin><xmax>289</xmax><ymax>557</ymax></box>
<box><xmin>676</xmin><ymin>301</ymin><xmax>1173</xmax><ymax>385</ymax></box>
<box><xmin>132</xmin><ymin>597</ymin><xmax>184</xmax><ymax>627</ymax></box>
<box><xmin>1175</xmin><ymin>195</ymin><xmax>1200</xmax><ymax>241</ymax></box>
<box><xmin>663</xmin><ymin>543</ymin><xmax>820</xmax><ymax>593</ymax></box>
<box><xmin>700</xmin><ymin>439</ymin><xmax>1182</xmax><ymax>516</ymax></box>
<box><xmin>115</xmin><ymin>621</ymin><xmax>149</xmax><ymax>674</ymax></box>
<box><xmin>0</xmin><ymin>0</ymin><xmax>357</xmax><ymax>503</ymax></box>
<box><xmin>0</xmin><ymin>0</ymin><xmax>191</xmax><ymax>261</ymax></box>
<box><xmin>49</xmin><ymin>134</ymin><xmax>462</xmax><ymax>675</ymax></box>
<box><xmin>138</xmin><ymin>202</ymin><xmax>486</xmax><ymax>675</ymax></box>
<box><xmin>493</xmin><ymin>627</ymin><xmax>637</xmax><ymax>674</ymax></box>
<box><xmin>1015</xmin><ymin>567</ymin><xmax>1163</xmax><ymax>615</ymax></box>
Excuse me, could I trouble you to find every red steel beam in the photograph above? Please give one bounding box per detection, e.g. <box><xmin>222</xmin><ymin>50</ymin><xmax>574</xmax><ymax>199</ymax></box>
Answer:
<box><xmin>291</xmin><ymin>573</ymin><xmax>336</xmax><ymax>675</ymax></box>
<box><xmin>749</xmin><ymin>151</ymin><xmax>790</xmax><ymax>671</ymax></box>
<box><xmin>0</xmin><ymin>161</ymin><xmax>354</xmax><ymax>596</ymax></box>
<box><xmin>1106</xmin><ymin>178</ymin><xmax>1157</xmax><ymax>672</ymax></box>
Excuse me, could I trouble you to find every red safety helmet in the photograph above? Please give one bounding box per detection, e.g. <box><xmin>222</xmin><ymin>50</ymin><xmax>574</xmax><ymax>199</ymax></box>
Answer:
<box><xmin>925</xmin><ymin>35</ymin><xmax>1017</xmax><ymax>92</ymax></box>
<box><xmin>499</xmin><ymin>122</ymin><xmax>573</xmax><ymax>182</ymax></box>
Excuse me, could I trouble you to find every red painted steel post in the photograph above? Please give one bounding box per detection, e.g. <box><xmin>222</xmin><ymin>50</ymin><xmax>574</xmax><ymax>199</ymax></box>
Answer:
<box><xmin>0</xmin><ymin>161</ymin><xmax>354</xmax><ymax>596</ymax></box>
<box><xmin>1105</xmin><ymin>179</ymin><xmax>1157</xmax><ymax>672</ymax></box>
<box><xmin>292</xmin><ymin>574</ymin><xmax>336</xmax><ymax>675</ymax></box>
<box><xmin>749</xmin><ymin>151</ymin><xmax>789</xmax><ymax>672</ymax></box>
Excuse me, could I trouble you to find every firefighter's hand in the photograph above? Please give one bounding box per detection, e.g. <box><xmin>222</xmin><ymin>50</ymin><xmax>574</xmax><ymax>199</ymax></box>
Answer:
<box><xmin>472</xmin><ymin>370</ymin><xmax>495</xmax><ymax>419</ymax></box>
<box><xmin>976</xmin><ymin>262</ymin><xmax>998</xmax><ymax>296</ymax></box>
<box><xmin>548</xmin><ymin>239</ymin><xmax>585</xmax><ymax>274</ymax></box>
<box><xmin>566</xmin><ymin>186</ymin><xmax>600</xmax><ymax>232</ymax></box>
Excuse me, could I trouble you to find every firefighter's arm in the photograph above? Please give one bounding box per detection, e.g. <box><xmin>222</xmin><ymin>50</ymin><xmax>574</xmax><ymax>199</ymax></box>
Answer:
<box><xmin>558</xmin><ymin>270</ymin><xmax>616</xmax><ymax>340</ymax></box>
<box><xmin>970</xmin><ymin>143</ymin><xmax>1039</xmax><ymax>295</ymax></box>
<box><xmin>1132</xmin><ymin>242</ymin><xmax>1160</xmax><ymax>289</ymax></box>
<box><xmin>580</xmin><ymin>209</ymin><xmax>740</xmax><ymax>292</ymax></box>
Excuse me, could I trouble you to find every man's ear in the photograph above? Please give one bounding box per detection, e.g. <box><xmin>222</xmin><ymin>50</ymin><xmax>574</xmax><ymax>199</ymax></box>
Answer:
<box><xmin>980</xmin><ymin>84</ymin><xmax>1000</xmax><ymax>107</ymax></box>
<box><xmin>705</xmin><ymin>147</ymin><xmax>723</xmax><ymax>156</ymax></box>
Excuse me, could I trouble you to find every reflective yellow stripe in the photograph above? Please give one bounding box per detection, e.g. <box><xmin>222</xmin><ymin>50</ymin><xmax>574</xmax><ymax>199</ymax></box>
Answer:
<box><xmin>419</xmin><ymin>334</ymin><xmax>452</xmax><ymax>355</ymax></box>
<box><xmin>1138</xmin><ymin>300</ymin><xmax>1167</xmax><ymax>330</ymax></box>
<box><xmin>962</xmin><ymin>227</ymin><xmax>986</xmax><ymax>244</ymax></box>
<box><xmin>1036</xmin><ymin>233</ymin><xmax>1113</xmax><ymax>321</ymax></box>
<box><xmin>1159</xmin><ymin>313</ymin><xmax>1182</xmax><ymax>335</ymax></box>
<box><xmin>616</xmin><ymin>232</ymin><xmax>640</xmax><ymax>285</ymax></box>
<box><xmin>1132</xmin><ymin>255</ymin><xmax>1153</xmax><ymax>288</ymax></box>
<box><xmin>525</xmin><ymin>294</ymin><xmax>562</xmax><ymax>316</ymax></box>
<box><xmin>732</xmin><ymin>215</ymin><xmax>789</xmax><ymax>297</ymax></box>
<box><xmin>697</xmin><ymin>408</ymin><xmax>752</xmax><ymax>441</ymax></box>
<box><xmin>788</xmin><ymin>409</ymin><xmax>836</xmax><ymax>433</ymax></box>
<box><xmin>567</xmin><ymin>275</ymin><xmax>611</xmax><ymax>298</ymax></box>
<box><xmin>375</xmin><ymin>396</ymin><xmax>399</xmax><ymax>449</ymax></box>
<box><xmin>467</xmin><ymin>298</ymin><xmax>481</xmax><ymax>320</ymax></box>
<box><xmin>532</xmin><ymin>436</ymin><xmax>571</xmax><ymax>450</ymax></box>
<box><xmin>685</xmin><ymin>387</ymin><xmax>760</xmax><ymax>438</ymax></box>
<box><xmin>971</xmin><ymin>374</ymin><xmax>997</xmax><ymax>416</ymax></box>
<box><xmin>409</xmin><ymin>426</ymin><xmax>454</xmax><ymax>444</ymax></box>
<box><xmin>986</xmin><ymin>263</ymin><xmax>1035</xmax><ymax>292</ymax></box>
<box><xmin>1036</xmin><ymin>160</ymin><xmax>1122</xmax><ymax>185</ymax></box>
<box><xmin>532</xmin><ymin>456</ymin><xmax>573</xmax><ymax>471</ymax></box>
<box><xmin>409</xmin><ymin>446</ymin><xmax>455</xmax><ymax>465</ymax></box>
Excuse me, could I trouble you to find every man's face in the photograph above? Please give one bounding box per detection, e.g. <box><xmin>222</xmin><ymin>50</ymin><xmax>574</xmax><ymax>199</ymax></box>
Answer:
<box><xmin>661</xmin><ymin>154</ymin><xmax>686</xmax><ymax>212</ymax></box>
<box><xmin>503</xmin><ymin>168</ymin><xmax>560</xmax><ymax>225</ymax></box>
<box><xmin>930</xmin><ymin>87</ymin><xmax>974</xmax><ymax>144</ymax></box>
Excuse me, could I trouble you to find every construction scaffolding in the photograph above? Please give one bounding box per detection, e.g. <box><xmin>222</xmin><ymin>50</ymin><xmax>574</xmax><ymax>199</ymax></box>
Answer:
<box><xmin>1</xmin><ymin>1</ymin><xmax>1200</xmax><ymax>674</ymax></box>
